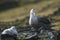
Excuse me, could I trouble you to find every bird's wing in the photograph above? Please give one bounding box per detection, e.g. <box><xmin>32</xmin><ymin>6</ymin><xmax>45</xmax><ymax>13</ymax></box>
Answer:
<box><xmin>37</xmin><ymin>16</ymin><xmax>51</xmax><ymax>25</ymax></box>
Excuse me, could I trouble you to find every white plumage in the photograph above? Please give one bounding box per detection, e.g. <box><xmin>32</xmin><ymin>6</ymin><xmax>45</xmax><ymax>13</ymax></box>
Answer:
<box><xmin>29</xmin><ymin>9</ymin><xmax>38</xmax><ymax>25</ymax></box>
<box><xmin>1</xmin><ymin>26</ymin><xmax>18</xmax><ymax>35</ymax></box>
<box><xmin>29</xmin><ymin>9</ymin><xmax>51</xmax><ymax>29</ymax></box>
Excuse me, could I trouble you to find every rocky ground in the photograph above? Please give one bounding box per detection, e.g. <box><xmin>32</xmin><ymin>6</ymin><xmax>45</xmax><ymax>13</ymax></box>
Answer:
<box><xmin>0</xmin><ymin>8</ymin><xmax>60</xmax><ymax>40</ymax></box>
<box><xmin>0</xmin><ymin>25</ymin><xmax>59</xmax><ymax>40</ymax></box>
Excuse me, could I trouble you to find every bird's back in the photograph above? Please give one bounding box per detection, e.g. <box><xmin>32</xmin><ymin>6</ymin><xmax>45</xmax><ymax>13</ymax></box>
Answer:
<box><xmin>37</xmin><ymin>16</ymin><xmax>51</xmax><ymax>25</ymax></box>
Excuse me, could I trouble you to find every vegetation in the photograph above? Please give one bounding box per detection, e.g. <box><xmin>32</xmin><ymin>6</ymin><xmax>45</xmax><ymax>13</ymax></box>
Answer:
<box><xmin>0</xmin><ymin>0</ymin><xmax>60</xmax><ymax>40</ymax></box>
<box><xmin>0</xmin><ymin>0</ymin><xmax>60</xmax><ymax>30</ymax></box>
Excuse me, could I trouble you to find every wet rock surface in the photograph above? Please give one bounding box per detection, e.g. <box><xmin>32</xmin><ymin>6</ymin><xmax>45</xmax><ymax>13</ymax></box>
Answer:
<box><xmin>0</xmin><ymin>25</ymin><xmax>59</xmax><ymax>40</ymax></box>
<box><xmin>51</xmin><ymin>8</ymin><xmax>60</xmax><ymax>16</ymax></box>
<box><xmin>16</xmin><ymin>26</ymin><xmax>58</xmax><ymax>40</ymax></box>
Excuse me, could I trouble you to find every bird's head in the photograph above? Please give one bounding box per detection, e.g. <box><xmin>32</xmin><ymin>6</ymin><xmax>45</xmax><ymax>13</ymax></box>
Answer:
<box><xmin>10</xmin><ymin>26</ymin><xmax>16</xmax><ymax>30</ymax></box>
<box><xmin>10</xmin><ymin>26</ymin><xmax>18</xmax><ymax>35</ymax></box>
<box><xmin>30</xmin><ymin>9</ymin><xmax>36</xmax><ymax>16</ymax></box>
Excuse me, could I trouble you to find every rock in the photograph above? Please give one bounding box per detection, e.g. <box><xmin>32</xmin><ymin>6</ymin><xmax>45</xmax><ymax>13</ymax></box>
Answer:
<box><xmin>52</xmin><ymin>8</ymin><xmax>60</xmax><ymax>16</ymax></box>
<box><xmin>1</xmin><ymin>34</ymin><xmax>17</xmax><ymax>40</ymax></box>
<box><xmin>38</xmin><ymin>29</ymin><xmax>56</xmax><ymax>40</ymax></box>
<box><xmin>57</xmin><ymin>30</ymin><xmax>60</xmax><ymax>40</ymax></box>
<box><xmin>1</xmin><ymin>26</ymin><xmax>18</xmax><ymax>40</ymax></box>
<box><xmin>18</xmin><ymin>31</ymin><xmax>37</xmax><ymax>40</ymax></box>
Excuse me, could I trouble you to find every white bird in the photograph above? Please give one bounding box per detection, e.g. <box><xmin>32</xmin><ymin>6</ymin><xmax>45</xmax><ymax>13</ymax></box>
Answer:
<box><xmin>1</xmin><ymin>26</ymin><xmax>18</xmax><ymax>35</ymax></box>
<box><xmin>29</xmin><ymin>9</ymin><xmax>51</xmax><ymax>30</ymax></box>
<box><xmin>29</xmin><ymin>9</ymin><xmax>38</xmax><ymax>26</ymax></box>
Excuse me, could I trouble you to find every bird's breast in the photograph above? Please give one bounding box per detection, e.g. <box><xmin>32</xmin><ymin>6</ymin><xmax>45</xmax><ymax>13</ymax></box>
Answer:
<box><xmin>29</xmin><ymin>17</ymin><xmax>38</xmax><ymax>25</ymax></box>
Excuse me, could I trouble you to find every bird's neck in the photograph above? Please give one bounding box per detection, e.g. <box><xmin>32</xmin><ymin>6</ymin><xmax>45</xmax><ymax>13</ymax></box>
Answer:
<box><xmin>30</xmin><ymin>13</ymin><xmax>36</xmax><ymax>18</ymax></box>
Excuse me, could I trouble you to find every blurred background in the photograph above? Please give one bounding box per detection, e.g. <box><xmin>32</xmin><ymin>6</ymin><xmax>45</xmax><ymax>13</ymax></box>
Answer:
<box><xmin>0</xmin><ymin>0</ymin><xmax>60</xmax><ymax>30</ymax></box>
